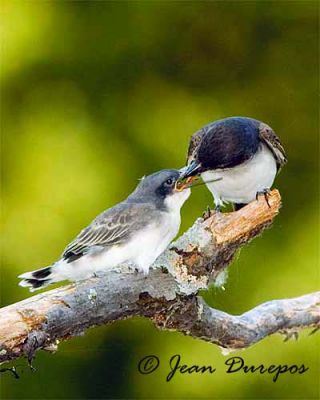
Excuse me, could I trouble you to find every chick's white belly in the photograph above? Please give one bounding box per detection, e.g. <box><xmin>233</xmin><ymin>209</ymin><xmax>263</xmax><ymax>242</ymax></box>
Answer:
<box><xmin>202</xmin><ymin>144</ymin><xmax>277</xmax><ymax>205</ymax></box>
<box><xmin>133</xmin><ymin>212</ymin><xmax>181</xmax><ymax>273</ymax></box>
<box><xmin>54</xmin><ymin>212</ymin><xmax>180</xmax><ymax>281</ymax></box>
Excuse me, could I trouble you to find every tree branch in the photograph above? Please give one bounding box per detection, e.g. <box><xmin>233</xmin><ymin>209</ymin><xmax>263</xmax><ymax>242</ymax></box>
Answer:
<box><xmin>0</xmin><ymin>190</ymin><xmax>318</xmax><ymax>365</ymax></box>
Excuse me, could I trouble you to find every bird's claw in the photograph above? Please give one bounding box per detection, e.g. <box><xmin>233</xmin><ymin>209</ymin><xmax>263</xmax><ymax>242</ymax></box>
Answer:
<box><xmin>256</xmin><ymin>189</ymin><xmax>271</xmax><ymax>208</ymax></box>
<box><xmin>202</xmin><ymin>206</ymin><xmax>212</xmax><ymax>220</ymax></box>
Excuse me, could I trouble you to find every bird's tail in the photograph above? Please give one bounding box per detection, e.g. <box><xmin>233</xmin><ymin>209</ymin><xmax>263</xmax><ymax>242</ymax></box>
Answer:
<box><xmin>18</xmin><ymin>266</ymin><xmax>54</xmax><ymax>292</ymax></box>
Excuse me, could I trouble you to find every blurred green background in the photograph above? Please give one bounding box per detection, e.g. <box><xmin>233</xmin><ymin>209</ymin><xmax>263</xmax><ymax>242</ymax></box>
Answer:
<box><xmin>1</xmin><ymin>1</ymin><xmax>319</xmax><ymax>399</ymax></box>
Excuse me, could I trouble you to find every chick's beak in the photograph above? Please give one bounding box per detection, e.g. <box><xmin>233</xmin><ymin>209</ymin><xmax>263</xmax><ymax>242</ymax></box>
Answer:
<box><xmin>174</xmin><ymin>176</ymin><xmax>198</xmax><ymax>192</ymax></box>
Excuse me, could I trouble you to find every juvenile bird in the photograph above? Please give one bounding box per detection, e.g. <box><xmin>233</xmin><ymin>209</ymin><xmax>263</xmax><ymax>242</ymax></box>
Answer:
<box><xmin>180</xmin><ymin>116</ymin><xmax>287</xmax><ymax>211</ymax></box>
<box><xmin>19</xmin><ymin>169</ymin><xmax>191</xmax><ymax>291</ymax></box>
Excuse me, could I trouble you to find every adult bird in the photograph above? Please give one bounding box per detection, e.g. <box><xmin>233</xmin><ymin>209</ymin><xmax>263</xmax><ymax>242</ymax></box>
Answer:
<box><xmin>19</xmin><ymin>169</ymin><xmax>191</xmax><ymax>291</ymax></box>
<box><xmin>180</xmin><ymin>116</ymin><xmax>287</xmax><ymax>211</ymax></box>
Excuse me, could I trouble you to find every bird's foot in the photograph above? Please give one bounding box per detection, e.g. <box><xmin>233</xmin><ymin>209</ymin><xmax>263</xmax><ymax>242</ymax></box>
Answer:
<box><xmin>256</xmin><ymin>189</ymin><xmax>271</xmax><ymax>208</ymax></box>
<box><xmin>203</xmin><ymin>203</ymin><xmax>223</xmax><ymax>219</ymax></box>
<box><xmin>202</xmin><ymin>206</ymin><xmax>212</xmax><ymax>220</ymax></box>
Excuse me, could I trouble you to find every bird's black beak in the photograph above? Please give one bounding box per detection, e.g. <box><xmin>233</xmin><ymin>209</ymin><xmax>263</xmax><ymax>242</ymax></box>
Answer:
<box><xmin>175</xmin><ymin>161</ymin><xmax>201</xmax><ymax>192</ymax></box>
<box><xmin>179</xmin><ymin>160</ymin><xmax>201</xmax><ymax>180</ymax></box>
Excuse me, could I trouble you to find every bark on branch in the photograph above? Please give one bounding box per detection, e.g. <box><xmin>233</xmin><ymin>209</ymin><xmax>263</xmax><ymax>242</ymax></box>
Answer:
<box><xmin>0</xmin><ymin>190</ymin><xmax>318</xmax><ymax>365</ymax></box>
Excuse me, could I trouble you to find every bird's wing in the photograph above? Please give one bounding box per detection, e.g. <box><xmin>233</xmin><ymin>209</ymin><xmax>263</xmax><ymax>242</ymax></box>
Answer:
<box><xmin>259</xmin><ymin>126</ymin><xmax>287</xmax><ymax>171</ymax></box>
<box><xmin>62</xmin><ymin>202</ymin><xmax>158</xmax><ymax>262</ymax></box>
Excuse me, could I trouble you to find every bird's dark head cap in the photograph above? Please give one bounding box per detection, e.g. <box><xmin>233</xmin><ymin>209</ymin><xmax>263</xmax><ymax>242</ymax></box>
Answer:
<box><xmin>181</xmin><ymin>116</ymin><xmax>263</xmax><ymax>180</ymax></box>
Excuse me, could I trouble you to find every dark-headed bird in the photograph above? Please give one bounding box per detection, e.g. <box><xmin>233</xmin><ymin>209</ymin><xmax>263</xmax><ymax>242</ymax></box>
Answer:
<box><xmin>19</xmin><ymin>169</ymin><xmax>191</xmax><ymax>291</ymax></box>
<box><xmin>180</xmin><ymin>116</ymin><xmax>287</xmax><ymax>211</ymax></box>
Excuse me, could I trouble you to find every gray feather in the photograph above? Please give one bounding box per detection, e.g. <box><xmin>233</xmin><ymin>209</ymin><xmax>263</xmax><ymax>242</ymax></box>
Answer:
<box><xmin>62</xmin><ymin>202</ymin><xmax>159</xmax><ymax>260</ymax></box>
<box><xmin>259</xmin><ymin>124</ymin><xmax>287</xmax><ymax>171</ymax></box>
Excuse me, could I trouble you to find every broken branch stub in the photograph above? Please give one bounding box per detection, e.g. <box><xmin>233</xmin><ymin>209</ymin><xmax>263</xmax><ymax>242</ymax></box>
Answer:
<box><xmin>155</xmin><ymin>189</ymin><xmax>281</xmax><ymax>294</ymax></box>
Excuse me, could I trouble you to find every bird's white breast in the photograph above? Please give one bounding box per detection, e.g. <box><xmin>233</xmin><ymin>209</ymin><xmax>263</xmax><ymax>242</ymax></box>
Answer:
<box><xmin>201</xmin><ymin>143</ymin><xmax>277</xmax><ymax>205</ymax></box>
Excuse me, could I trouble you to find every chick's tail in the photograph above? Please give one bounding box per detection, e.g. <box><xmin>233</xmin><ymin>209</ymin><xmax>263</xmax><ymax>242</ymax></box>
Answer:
<box><xmin>18</xmin><ymin>265</ymin><xmax>54</xmax><ymax>292</ymax></box>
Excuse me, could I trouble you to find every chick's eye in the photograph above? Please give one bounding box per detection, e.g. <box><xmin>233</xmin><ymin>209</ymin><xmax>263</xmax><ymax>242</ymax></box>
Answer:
<box><xmin>165</xmin><ymin>178</ymin><xmax>173</xmax><ymax>186</ymax></box>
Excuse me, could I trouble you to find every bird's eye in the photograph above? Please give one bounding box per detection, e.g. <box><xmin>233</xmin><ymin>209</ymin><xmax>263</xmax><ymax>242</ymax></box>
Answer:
<box><xmin>165</xmin><ymin>178</ymin><xmax>173</xmax><ymax>186</ymax></box>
